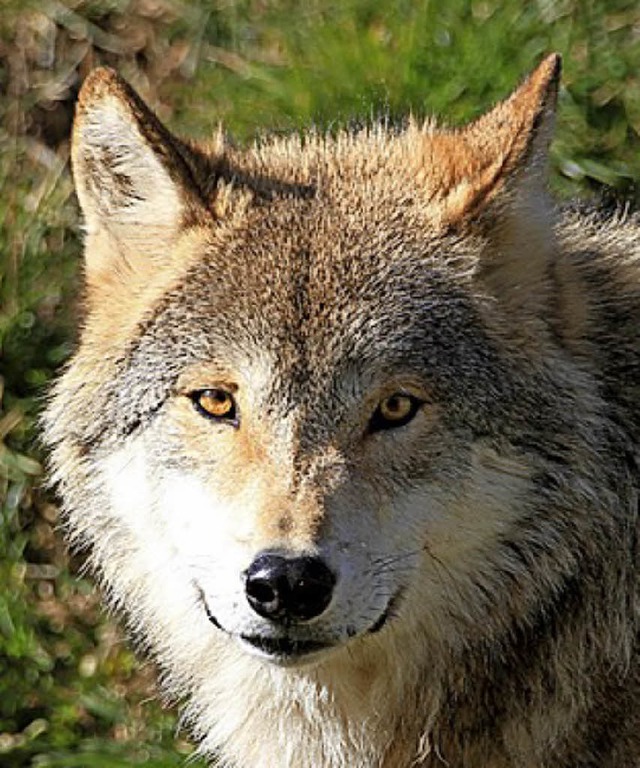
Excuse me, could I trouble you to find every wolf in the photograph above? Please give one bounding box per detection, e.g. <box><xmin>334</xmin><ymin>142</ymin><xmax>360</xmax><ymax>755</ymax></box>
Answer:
<box><xmin>44</xmin><ymin>54</ymin><xmax>640</xmax><ymax>766</ymax></box>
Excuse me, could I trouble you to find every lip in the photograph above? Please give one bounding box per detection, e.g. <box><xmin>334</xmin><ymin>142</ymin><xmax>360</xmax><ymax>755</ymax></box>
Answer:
<box><xmin>368</xmin><ymin>587</ymin><xmax>405</xmax><ymax>634</ymax></box>
<box><xmin>239</xmin><ymin>634</ymin><xmax>333</xmax><ymax>661</ymax></box>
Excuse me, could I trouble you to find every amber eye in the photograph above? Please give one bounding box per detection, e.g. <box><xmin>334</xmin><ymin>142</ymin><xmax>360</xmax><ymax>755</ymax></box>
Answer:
<box><xmin>191</xmin><ymin>389</ymin><xmax>238</xmax><ymax>425</ymax></box>
<box><xmin>369</xmin><ymin>393</ymin><xmax>421</xmax><ymax>433</ymax></box>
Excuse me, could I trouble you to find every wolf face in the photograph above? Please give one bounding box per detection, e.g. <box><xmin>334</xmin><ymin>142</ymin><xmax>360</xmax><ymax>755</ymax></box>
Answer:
<box><xmin>93</xmin><ymin>196</ymin><xmax>533</xmax><ymax>663</ymax></box>
<box><xmin>45</xmin><ymin>55</ymin><xmax>640</xmax><ymax>767</ymax></box>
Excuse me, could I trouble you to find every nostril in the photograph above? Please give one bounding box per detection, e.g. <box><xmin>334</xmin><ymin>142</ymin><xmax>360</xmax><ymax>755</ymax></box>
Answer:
<box><xmin>287</xmin><ymin>559</ymin><xmax>335</xmax><ymax>622</ymax></box>
<box><xmin>246</xmin><ymin>577</ymin><xmax>278</xmax><ymax>609</ymax></box>
<box><xmin>244</xmin><ymin>558</ymin><xmax>288</xmax><ymax>621</ymax></box>
<box><xmin>244</xmin><ymin>553</ymin><xmax>335</xmax><ymax>624</ymax></box>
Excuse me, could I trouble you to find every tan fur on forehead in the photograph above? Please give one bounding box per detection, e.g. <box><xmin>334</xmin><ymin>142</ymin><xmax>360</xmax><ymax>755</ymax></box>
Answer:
<box><xmin>218</xmin><ymin>126</ymin><xmax>418</xmax><ymax>205</ymax></box>
<box><xmin>208</xmin><ymin>54</ymin><xmax>559</xmax><ymax>227</ymax></box>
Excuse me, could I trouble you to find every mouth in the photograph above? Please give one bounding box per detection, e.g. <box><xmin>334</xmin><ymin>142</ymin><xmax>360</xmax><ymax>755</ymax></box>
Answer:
<box><xmin>238</xmin><ymin>634</ymin><xmax>333</xmax><ymax>663</ymax></box>
<box><xmin>197</xmin><ymin>585</ymin><xmax>403</xmax><ymax>663</ymax></box>
<box><xmin>202</xmin><ymin>596</ymin><xmax>335</xmax><ymax>664</ymax></box>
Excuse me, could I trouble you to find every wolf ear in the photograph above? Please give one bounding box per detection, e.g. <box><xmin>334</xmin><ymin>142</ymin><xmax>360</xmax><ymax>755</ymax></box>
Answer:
<box><xmin>421</xmin><ymin>54</ymin><xmax>561</xmax><ymax>225</ymax></box>
<box><xmin>72</xmin><ymin>68</ymin><xmax>206</xmax><ymax>279</ymax></box>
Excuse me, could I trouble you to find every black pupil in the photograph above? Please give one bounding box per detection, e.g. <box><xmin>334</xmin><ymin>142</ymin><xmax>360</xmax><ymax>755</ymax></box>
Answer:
<box><xmin>386</xmin><ymin>396</ymin><xmax>403</xmax><ymax>415</ymax></box>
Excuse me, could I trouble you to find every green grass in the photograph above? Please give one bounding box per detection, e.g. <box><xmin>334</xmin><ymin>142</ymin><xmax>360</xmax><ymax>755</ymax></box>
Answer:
<box><xmin>2</xmin><ymin>0</ymin><xmax>640</xmax><ymax>763</ymax></box>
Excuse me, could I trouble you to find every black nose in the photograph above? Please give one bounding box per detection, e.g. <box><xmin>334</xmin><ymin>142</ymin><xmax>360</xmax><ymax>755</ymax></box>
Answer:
<box><xmin>244</xmin><ymin>553</ymin><xmax>336</xmax><ymax>623</ymax></box>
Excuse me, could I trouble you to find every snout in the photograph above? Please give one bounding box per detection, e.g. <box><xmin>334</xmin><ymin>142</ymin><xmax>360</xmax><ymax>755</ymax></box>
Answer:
<box><xmin>198</xmin><ymin>543</ymin><xmax>403</xmax><ymax>665</ymax></box>
<box><xmin>243</xmin><ymin>552</ymin><xmax>336</xmax><ymax>624</ymax></box>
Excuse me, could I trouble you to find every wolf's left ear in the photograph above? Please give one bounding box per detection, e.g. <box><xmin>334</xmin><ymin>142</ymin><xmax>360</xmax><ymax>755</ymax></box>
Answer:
<box><xmin>421</xmin><ymin>54</ymin><xmax>561</xmax><ymax>225</ymax></box>
<box><xmin>72</xmin><ymin>68</ymin><xmax>207</xmax><ymax>276</ymax></box>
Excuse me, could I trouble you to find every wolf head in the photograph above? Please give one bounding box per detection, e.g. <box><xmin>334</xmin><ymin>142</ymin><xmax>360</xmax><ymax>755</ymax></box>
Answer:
<box><xmin>45</xmin><ymin>56</ymin><xmax>637</xmax><ymax>764</ymax></box>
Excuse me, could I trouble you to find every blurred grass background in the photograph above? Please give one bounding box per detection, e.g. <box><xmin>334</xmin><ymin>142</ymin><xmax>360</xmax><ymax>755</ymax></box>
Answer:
<box><xmin>2</xmin><ymin>0</ymin><xmax>640</xmax><ymax>765</ymax></box>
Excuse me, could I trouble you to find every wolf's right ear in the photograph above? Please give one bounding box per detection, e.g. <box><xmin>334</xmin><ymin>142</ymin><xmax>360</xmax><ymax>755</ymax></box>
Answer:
<box><xmin>417</xmin><ymin>54</ymin><xmax>561</xmax><ymax>227</ymax></box>
<box><xmin>72</xmin><ymin>68</ymin><xmax>207</xmax><ymax>279</ymax></box>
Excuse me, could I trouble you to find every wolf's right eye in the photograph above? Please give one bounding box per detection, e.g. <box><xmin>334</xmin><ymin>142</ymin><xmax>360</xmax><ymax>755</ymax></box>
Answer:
<box><xmin>191</xmin><ymin>389</ymin><xmax>238</xmax><ymax>425</ymax></box>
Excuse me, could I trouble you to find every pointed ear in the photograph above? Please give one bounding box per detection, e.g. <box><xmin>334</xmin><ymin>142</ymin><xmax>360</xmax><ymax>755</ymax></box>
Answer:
<box><xmin>420</xmin><ymin>54</ymin><xmax>561</xmax><ymax>224</ymax></box>
<box><xmin>71</xmin><ymin>67</ymin><xmax>207</xmax><ymax>280</ymax></box>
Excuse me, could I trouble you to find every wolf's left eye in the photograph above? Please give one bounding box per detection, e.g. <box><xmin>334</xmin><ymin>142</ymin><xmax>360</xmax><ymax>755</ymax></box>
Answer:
<box><xmin>191</xmin><ymin>389</ymin><xmax>238</xmax><ymax>425</ymax></box>
<box><xmin>369</xmin><ymin>393</ymin><xmax>422</xmax><ymax>433</ymax></box>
